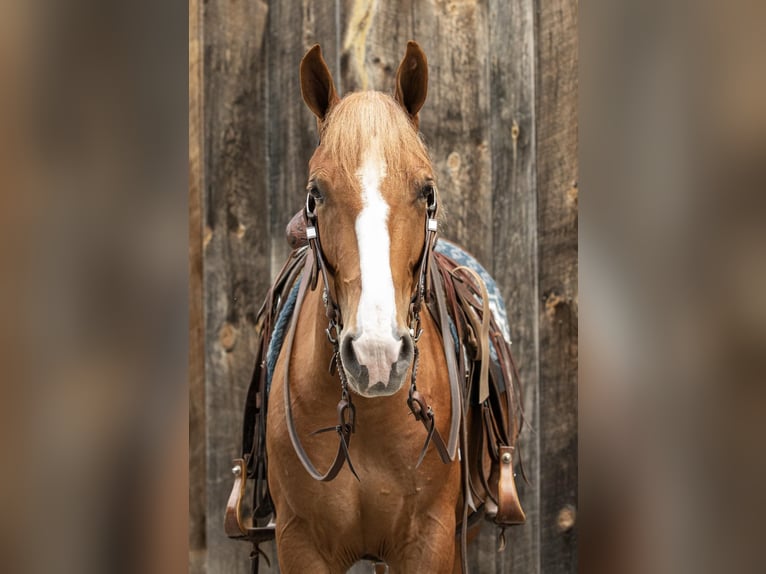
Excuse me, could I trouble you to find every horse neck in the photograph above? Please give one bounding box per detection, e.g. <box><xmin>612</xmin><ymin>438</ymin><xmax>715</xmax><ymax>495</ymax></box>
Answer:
<box><xmin>298</xmin><ymin>284</ymin><xmax>337</xmax><ymax>389</ymax></box>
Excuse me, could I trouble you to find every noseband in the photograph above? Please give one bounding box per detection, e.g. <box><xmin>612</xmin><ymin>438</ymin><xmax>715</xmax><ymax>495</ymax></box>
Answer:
<box><xmin>282</xmin><ymin>186</ymin><xmax>453</xmax><ymax>482</ymax></box>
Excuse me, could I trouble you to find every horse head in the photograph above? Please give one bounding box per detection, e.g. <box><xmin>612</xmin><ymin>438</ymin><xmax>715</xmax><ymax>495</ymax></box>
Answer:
<box><xmin>299</xmin><ymin>42</ymin><xmax>435</xmax><ymax>398</ymax></box>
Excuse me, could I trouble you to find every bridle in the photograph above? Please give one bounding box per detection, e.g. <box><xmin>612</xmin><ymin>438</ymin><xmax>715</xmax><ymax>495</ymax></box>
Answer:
<box><xmin>282</xmin><ymin>184</ymin><xmax>454</xmax><ymax>483</ymax></box>
<box><xmin>305</xmin><ymin>183</ymin><xmax>438</xmax><ymax>355</ymax></box>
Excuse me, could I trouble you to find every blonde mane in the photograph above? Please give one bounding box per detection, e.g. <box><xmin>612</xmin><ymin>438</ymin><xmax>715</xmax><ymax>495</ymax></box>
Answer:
<box><xmin>320</xmin><ymin>91</ymin><xmax>432</xmax><ymax>180</ymax></box>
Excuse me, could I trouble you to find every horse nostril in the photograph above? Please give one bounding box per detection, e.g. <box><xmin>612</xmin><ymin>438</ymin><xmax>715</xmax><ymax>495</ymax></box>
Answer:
<box><xmin>340</xmin><ymin>335</ymin><xmax>359</xmax><ymax>370</ymax></box>
<box><xmin>398</xmin><ymin>330</ymin><xmax>414</xmax><ymax>360</ymax></box>
<box><xmin>385</xmin><ymin>330</ymin><xmax>414</xmax><ymax>388</ymax></box>
<box><xmin>340</xmin><ymin>334</ymin><xmax>369</xmax><ymax>389</ymax></box>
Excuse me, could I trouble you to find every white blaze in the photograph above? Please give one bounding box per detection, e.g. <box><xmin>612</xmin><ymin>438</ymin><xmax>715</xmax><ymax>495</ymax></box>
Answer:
<box><xmin>352</xmin><ymin>140</ymin><xmax>402</xmax><ymax>386</ymax></box>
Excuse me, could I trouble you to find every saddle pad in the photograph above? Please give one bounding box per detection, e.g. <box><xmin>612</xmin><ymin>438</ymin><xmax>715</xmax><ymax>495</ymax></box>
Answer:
<box><xmin>265</xmin><ymin>279</ymin><xmax>301</xmax><ymax>397</ymax></box>
<box><xmin>433</xmin><ymin>240</ymin><xmax>511</xmax><ymax>344</ymax></box>
<box><xmin>264</xmin><ymin>239</ymin><xmax>511</xmax><ymax>399</ymax></box>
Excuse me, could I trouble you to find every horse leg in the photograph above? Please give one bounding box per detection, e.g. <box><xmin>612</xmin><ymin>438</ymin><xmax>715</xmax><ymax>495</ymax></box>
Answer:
<box><xmin>275</xmin><ymin>516</ymin><xmax>340</xmax><ymax>574</ymax></box>
<box><xmin>385</xmin><ymin>512</ymin><xmax>457</xmax><ymax>574</ymax></box>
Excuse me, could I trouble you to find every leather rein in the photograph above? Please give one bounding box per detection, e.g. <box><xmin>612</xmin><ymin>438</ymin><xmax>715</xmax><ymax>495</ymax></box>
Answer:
<box><xmin>282</xmin><ymin>186</ymin><xmax>459</xmax><ymax>482</ymax></box>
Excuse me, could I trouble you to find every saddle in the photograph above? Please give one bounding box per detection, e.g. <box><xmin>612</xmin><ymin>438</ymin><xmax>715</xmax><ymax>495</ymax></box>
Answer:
<box><xmin>225</xmin><ymin>211</ymin><xmax>526</xmax><ymax>573</ymax></box>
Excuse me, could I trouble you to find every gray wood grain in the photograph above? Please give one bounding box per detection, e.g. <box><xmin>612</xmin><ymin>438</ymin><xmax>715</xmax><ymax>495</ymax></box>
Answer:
<box><xmin>339</xmin><ymin>0</ymin><xmax>414</xmax><ymax>93</ymax></box>
<box><xmin>202</xmin><ymin>0</ymin><xmax>270</xmax><ymax>572</ymax></box>
<box><xmin>412</xmin><ymin>0</ymin><xmax>493</xmax><ymax>266</ymax></box>
<box><xmin>486</xmin><ymin>0</ymin><xmax>541</xmax><ymax>571</ymax></box>
<box><xmin>535</xmin><ymin>0</ymin><xmax>579</xmax><ymax>571</ymax></box>
<box><xmin>265</xmin><ymin>0</ymin><xmax>340</xmax><ymax>279</ymax></box>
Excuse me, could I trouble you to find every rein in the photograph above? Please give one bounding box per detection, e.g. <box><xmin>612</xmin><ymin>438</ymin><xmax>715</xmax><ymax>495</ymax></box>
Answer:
<box><xmin>282</xmin><ymin>187</ymin><xmax>456</xmax><ymax>482</ymax></box>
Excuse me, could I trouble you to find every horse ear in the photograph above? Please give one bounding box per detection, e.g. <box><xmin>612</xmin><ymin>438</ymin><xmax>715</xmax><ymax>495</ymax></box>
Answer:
<box><xmin>300</xmin><ymin>44</ymin><xmax>339</xmax><ymax>124</ymax></box>
<box><xmin>394</xmin><ymin>41</ymin><xmax>428</xmax><ymax>129</ymax></box>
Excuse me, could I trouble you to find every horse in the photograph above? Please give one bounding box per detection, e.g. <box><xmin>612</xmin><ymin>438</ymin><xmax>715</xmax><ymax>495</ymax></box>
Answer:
<box><xmin>253</xmin><ymin>41</ymin><xmax>524</xmax><ymax>573</ymax></box>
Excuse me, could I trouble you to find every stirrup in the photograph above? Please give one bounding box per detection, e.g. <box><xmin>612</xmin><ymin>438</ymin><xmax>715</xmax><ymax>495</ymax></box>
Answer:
<box><xmin>494</xmin><ymin>446</ymin><xmax>526</xmax><ymax>525</ymax></box>
<box><xmin>224</xmin><ymin>457</ymin><xmax>277</xmax><ymax>542</ymax></box>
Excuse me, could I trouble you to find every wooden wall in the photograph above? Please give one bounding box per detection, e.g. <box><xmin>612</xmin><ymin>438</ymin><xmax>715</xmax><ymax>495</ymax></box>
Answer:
<box><xmin>189</xmin><ymin>0</ymin><xmax>577</xmax><ymax>572</ymax></box>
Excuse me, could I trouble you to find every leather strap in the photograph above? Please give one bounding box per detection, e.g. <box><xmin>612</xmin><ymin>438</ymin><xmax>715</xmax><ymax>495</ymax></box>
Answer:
<box><xmin>283</xmin><ymin>256</ymin><xmax>359</xmax><ymax>482</ymax></box>
<box><xmin>406</xmin><ymin>386</ymin><xmax>452</xmax><ymax>465</ymax></box>
<box><xmin>451</xmin><ymin>266</ymin><xmax>491</xmax><ymax>404</ymax></box>
<box><xmin>428</xmin><ymin>261</ymin><xmax>462</xmax><ymax>460</ymax></box>
<box><xmin>460</xmin><ymin>418</ymin><xmax>470</xmax><ymax>574</ymax></box>
<box><xmin>241</xmin><ymin>248</ymin><xmax>307</xmax><ymax>466</ymax></box>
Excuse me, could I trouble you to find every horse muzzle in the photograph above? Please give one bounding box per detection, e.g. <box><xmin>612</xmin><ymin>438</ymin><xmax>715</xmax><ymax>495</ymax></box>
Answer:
<box><xmin>339</xmin><ymin>329</ymin><xmax>414</xmax><ymax>397</ymax></box>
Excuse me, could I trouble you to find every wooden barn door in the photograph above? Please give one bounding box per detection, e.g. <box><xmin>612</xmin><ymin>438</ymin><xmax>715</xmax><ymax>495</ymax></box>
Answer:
<box><xmin>190</xmin><ymin>0</ymin><xmax>577</xmax><ymax>572</ymax></box>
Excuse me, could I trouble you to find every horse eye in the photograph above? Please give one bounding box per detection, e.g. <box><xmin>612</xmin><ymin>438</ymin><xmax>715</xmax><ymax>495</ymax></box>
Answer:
<box><xmin>420</xmin><ymin>182</ymin><xmax>436</xmax><ymax>202</ymax></box>
<box><xmin>307</xmin><ymin>183</ymin><xmax>324</xmax><ymax>202</ymax></box>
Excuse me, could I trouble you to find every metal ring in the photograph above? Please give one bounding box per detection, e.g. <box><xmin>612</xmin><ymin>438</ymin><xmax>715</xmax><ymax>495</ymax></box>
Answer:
<box><xmin>305</xmin><ymin>193</ymin><xmax>318</xmax><ymax>219</ymax></box>
<box><xmin>426</xmin><ymin>187</ymin><xmax>438</xmax><ymax>214</ymax></box>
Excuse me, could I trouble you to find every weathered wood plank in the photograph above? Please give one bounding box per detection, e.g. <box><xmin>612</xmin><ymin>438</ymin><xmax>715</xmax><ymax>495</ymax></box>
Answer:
<box><xmin>339</xmin><ymin>0</ymin><xmax>414</xmax><ymax>93</ymax></box>
<box><xmin>535</xmin><ymin>0</ymin><xmax>579</xmax><ymax>571</ymax></box>
<box><xmin>265</xmin><ymin>0</ymin><xmax>340</xmax><ymax>278</ymax></box>
<box><xmin>189</xmin><ymin>0</ymin><xmax>206</xmax><ymax>571</ymax></box>
<box><xmin>203</xmin><ymin>0</ymin><xmax>270</xmax><ymax>572</ymax></box>
<box><xmin>486</xmin><ymin>0</ymin><xmax>540</xmax><ymax>572</ymax></box>
<box><xmin>411</xmin><ymin>0</ymin><xmax>493</xmax><ymax>266</ymax></box>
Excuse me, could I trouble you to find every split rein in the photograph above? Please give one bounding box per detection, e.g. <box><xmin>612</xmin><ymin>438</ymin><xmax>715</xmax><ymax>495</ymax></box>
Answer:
<box><xmin>282</xmin><ymin>187</ymin><xmax>451</xmax><ymax>483</ymax></box>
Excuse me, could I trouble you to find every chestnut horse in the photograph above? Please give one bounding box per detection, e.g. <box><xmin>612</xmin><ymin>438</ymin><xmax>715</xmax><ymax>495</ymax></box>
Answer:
<box><xmin>266</xmin><ymin>42</ymin><xmax>514</xmax><ymax>573</ymax></box>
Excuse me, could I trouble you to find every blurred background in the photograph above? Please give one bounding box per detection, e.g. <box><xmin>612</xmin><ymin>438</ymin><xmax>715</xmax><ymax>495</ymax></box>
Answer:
<box><xmin>189</xmin><ymin>0</ymin><xmax>576</xmax><ymax>572</ymax></box>
<box><xmin>580</xmin><ymin>1</ymin><xmax>766</xmax><ymax>572</ymax></box>
<box><xmin>0</xmin><ymin>1</ymin><xmax>187</xmax><ymax>573</ymax></box>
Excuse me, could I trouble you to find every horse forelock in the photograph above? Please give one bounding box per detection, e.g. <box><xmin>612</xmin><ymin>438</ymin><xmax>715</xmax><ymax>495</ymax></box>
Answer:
<box><xmin>320</xmin><ymin>91</ymin><xmax>432</xmax><ymax>182</ymax></box>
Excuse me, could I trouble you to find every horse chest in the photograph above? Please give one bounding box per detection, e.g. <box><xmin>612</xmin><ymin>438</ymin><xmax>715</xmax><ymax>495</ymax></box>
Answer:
<box><xmin>268</xmin><ymin>393</ymin><xmax>458</xmax><ymax>519</ymax></box>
